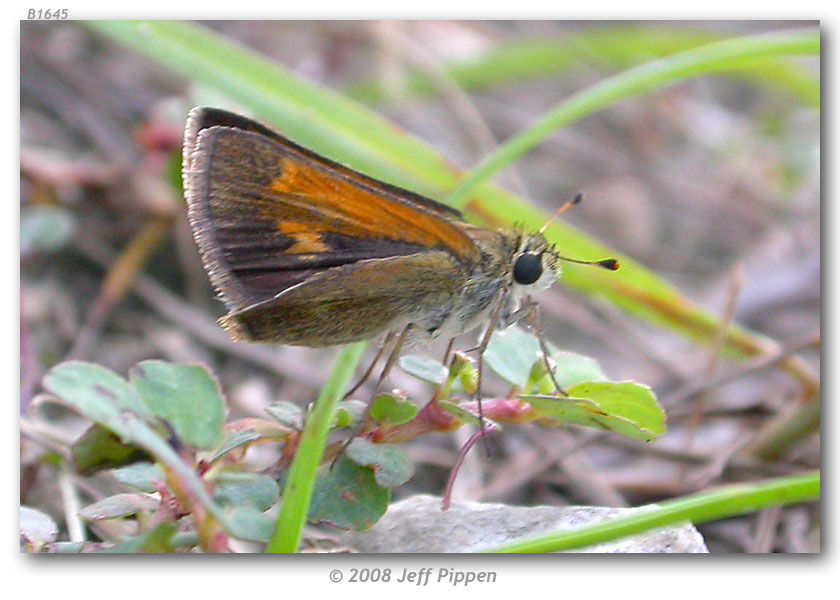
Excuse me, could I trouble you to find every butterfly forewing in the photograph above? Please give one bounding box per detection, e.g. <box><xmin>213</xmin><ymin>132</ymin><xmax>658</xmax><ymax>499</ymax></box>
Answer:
<box><xmin>183</xmin><ymin>108</ymin><xmax>480</xmax><ymax>338</ymax></box>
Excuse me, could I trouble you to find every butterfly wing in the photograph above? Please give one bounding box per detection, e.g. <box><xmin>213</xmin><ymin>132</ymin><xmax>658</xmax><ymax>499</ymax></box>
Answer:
<box><xmin>183</xmin><ymin>108</ymin><xmax>480</xmax><ymax>342</ymax></box>
<box><xmin>184</xmin><ymin>108</ymin><xmax>466</xmax><ymax>220</ymax></box>
<box><xmin>220</xmin><ymin>251</ymin><xmax>466</xmax><ymax>345</ymax></box>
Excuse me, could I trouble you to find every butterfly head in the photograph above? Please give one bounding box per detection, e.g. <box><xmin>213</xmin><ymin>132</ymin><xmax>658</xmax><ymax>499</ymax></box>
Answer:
<box><xmin>510</xmin><ymin>233</ymin><xmax>560</xmax><ymax>294</ymax></box>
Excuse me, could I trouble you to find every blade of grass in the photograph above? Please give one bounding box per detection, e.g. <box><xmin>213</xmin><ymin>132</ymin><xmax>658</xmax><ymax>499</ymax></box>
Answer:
<box><xmin>266</xmin><ymin>342</ymin><xmax>367</xmax><ymax>553</ymax></box>
<box><xmin>483</xmin><ymin>471</ymin><xmax>819</xmax><ymax>552</ymax></box>
<box><xmin>445</xmin><ymin>28</ymin><xmax>819</xmax><ymax>209</ymax></box>
<box><xmin>349</xmin><ymin>26</ymin><xmax>819</xmax><ymax>108</ymax></box>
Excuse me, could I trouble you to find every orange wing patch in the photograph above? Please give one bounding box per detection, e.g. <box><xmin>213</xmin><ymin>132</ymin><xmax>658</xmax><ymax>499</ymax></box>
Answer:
<box><xmin>286</xmin><ymin>232</ymin><xmax>330</xmax><ymax>254</ymax></box>
<box><xmin>265</xmin><ymin>158</ymin><xmax>479</xmax><ymax>262</ymax></box>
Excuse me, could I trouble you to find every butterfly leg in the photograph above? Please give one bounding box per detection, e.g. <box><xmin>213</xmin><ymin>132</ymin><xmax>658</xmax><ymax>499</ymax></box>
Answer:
<box><xmin>343</xmin><ymin>330</ymin><xmax>397</xmax><ymax>400</ymax></box>
<box><xmin>469</xmin><ymin>294</ymin><xmax>509</xmax><ymax>449</ymax></box>
<box><xmin>523</xmin><ymin>296</ymin><xmax>566</xmax><ymax>396</ymax></box>
<box><xmin>371</xmin><ymin>324</ymin><xmax>412</xmax><ymax>397</ymax></box>
<box><xmin>442</xmin><ymin>336</ymin><xmax>456</xmax><ymax>365</ymax></box>
<box><xmin>333</xmin><ymin>325</ymin><xmax>412</xmax><ymax>466</ymax></box>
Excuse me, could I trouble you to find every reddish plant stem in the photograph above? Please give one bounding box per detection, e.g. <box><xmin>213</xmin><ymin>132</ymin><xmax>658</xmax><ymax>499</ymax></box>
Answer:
<box><xmin>456</xmin><ymin>397</ymin><xmax>536</xmax><ymax>424</ymax></box>
<box><xmin>160</xmin><ymin>463</ymin><xmax>230</xmax><ymax>553</ymax></box>
<box><xmin>311</xmin><ymin>397</ymin><xmax>540</xmax><ymax>466</ymax></box>
<box><xmin>371</xmin><ymin>399</ymin><xmax>461</xmax><ymax>443</ymax></box>
<box><xmin>442</xmin><ymin>427</ymin><xmax>495</xmax><ymax>511</ymax></box>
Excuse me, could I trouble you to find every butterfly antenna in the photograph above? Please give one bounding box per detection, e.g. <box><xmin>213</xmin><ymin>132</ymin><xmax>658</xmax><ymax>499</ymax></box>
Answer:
<box><xmin>556</xmin><ymin>255</ymin><xmax>620</xmax><ymax>271</ymax></box>
<box><xmin>538</xmin><ymin>191</ymin><xmax>619</xmax><ymax>271</ymax></box>
<box><xmin>538</xmin><ymin>191</ymin><xmax>584</xmax><ymax>235</ymax></box>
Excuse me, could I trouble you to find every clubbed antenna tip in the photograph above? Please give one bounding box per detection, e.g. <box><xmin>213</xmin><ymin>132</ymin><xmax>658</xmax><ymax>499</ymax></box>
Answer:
<box><xmin>598</xmin><ymin>258</ymin><xmax>620</xmax><ymax>271</ymax></box>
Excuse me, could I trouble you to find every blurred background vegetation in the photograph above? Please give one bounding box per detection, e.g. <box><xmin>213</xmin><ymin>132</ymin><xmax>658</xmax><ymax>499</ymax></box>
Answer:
<box><xmin>20</xmin><ymin>20</ymin><xmax>819</xmax><ymax>552</ymax></box>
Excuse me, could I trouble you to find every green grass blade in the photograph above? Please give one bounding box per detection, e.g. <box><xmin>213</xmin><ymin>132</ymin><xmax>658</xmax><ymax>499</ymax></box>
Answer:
<box><xmin>445</xmin><ymin>29</ymin><xmax>819</xmax><ymax>209</ymax></box>
<box><xmin>266</xmin><ymin>342</ymin><xmax>367</xmax><ymax>553</ymax></box>
<box><xmin>483</xmin><ymin>471</ymin><xmax>820</xmax><ymax>552</ymax></box>
<box><xmin>349</xmin><ymin>26</ymin><xmax>819</xmax><ymax>108</ymax></box>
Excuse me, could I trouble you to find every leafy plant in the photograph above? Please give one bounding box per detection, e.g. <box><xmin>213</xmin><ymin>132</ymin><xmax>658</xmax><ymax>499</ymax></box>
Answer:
<box><xmin>30</xmin><ymin>326</ymin><xmax>663</xmax><ymax>552</ymax></box>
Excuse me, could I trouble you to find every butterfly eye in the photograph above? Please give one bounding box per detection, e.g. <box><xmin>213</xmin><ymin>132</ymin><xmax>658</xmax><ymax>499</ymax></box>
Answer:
<box><xmin>512</xmin><ymin>253</ymin><xmax>543</xmax><ymax>285</ymax></box>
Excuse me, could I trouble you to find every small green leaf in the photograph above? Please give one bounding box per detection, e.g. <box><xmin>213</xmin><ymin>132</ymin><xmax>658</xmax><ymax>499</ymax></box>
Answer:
<box><xmin>224</xmin><ymin>505</ymin><xmax>275</xmax><ymax>542</ymax></box>
<box><xmin>213</xmin><ymin>472</ymin><xmax>280</xmax><ymax>511</ymax></box>
<box><xmin>523</xmin><ymin>381</ymin><xmax>666</xmax><ymax>442</ymax></box>
<box><xmin>45</xmin><ymin>363</ymin><xmax>241</xmax><ymax>539</ymax></box>
<box><xmin>345</xmin><ymin>438</ymin><xmax>414</xmax><ymax>489</ymax></box>
<box><xmin>129</xmin><ymin>361</ymin><xmax>225</xmax><ymax>449</ymax></box>
<box><xmin>399</xmin><ymin>354</ymin><xmax>448</xmax><ymax>385</ymax></box>
<box><xmin>80</xmin><ymin>494</ymin><xmax>160</xmax><ymax>521</ymax></box>
<box><xmin>484</xmin><ymin>326</ymin><xmax>546</xmax><ymax>388</ymax></box>
<box><xmin>21</xmin><ymin>205</ymin><xmax>76</xmax><ymax>257</ymax></box>
<box><xmin>107</xmin><ymin>522</ymin><xmax>177</xmax><ymax>553</ymax></box>
<box><xmin>72</xmin><ymin>424</ymin><xmax>151</xmax><ymax>475</ymax></box>
<box><xmin>112</xmin><ymin>462</ymin><xmax>164</xmax><ymax>493</ymax></box>
<box><xmin>308</xmin><ymin>456</ymin><xmax>389</xmax><ymax>531</ymax></box>
<box><xmin>526</xmin><ymin>357</ymin><xmax>552</xmax><ymax>392</ymax></box>
<box><xmin>485</xmin><ymin>328</ymin><xmax>607</xmax><ymax>392</ymax></box>
<box><xmin>43</xmin><ymin>361</ymin><xmax>151</xmax><ymax>423</ymax></box>
<box><xmin>450</xmin><ymin>352</ymin><xmax>478</xmax><ymax>395</ymax></box>
<box><xmin>551</xmin><ymin>352</ymin><xmax>608</xmax><ymax>388</ymax></box>
<box><xmin>210</xmin><ymin>429</ymin><xmax>262</xmax><ymax>463</ymax></box>
<box><xmin>568</xmin><ymin>381</ymin><xmax>665</xmax><ymax>436</ymax></box>
<box><xmin>369</xmin><ymin>393</ymin><xmax>417</xmax><ymax>425</ymax></box>
<box><xmin>265</xmin><ymin>401</ymin><xmax>305</xmax><ymax>430</ymax></box>
<box><xmin>332</xmin><ymin>400</ymin><xmax>366</xmax><ymax>429</ymax></box>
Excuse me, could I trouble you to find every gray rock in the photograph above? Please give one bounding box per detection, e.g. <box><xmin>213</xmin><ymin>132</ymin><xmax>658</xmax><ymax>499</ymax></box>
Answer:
<box><xmin>341</xmin><ymin>494</ymin><xmax>708</xmax><ymax>553</ymax></box>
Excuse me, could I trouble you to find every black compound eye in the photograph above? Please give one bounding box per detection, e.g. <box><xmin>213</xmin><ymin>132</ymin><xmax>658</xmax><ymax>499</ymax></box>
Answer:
<box><xmin>512</xmin><ymin>253</ymin><xmax>543</xmax><ymax>285</ymax></box>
